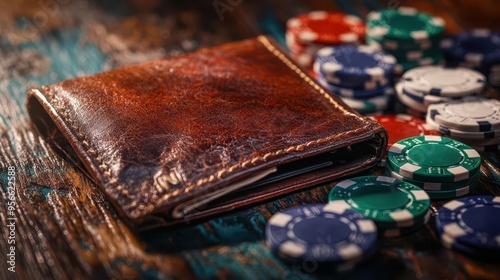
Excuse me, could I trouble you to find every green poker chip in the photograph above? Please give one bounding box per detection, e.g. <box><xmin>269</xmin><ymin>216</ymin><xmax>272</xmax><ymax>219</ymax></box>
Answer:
<box><xmin>393</xmin><ymin>54</ymin><xmax>444</xmax><ymax>75</ymax></box>
<box><xmin>385</xmin><ymin>47</ymin><xmax>443</xmax><ymax>62</ymax></box>
<box><xmin>366</xmin><ymin>34</ymin><xmax>441</xmax><ymax>51</ymax></box>
<box><xmin>385</xmin><ymin>162</ymin><xmax>480</xmax><ymax>191</ymax></box>
<box><xmin>340</xmin><ymin>93</ymin><xmax>391</xmax><ymax>115</ymax></box>
<box><xmin>379</xmin><ymin>210</ymin><xmax>430</xmax><ymax>237</ymax></box>
<box><xmin>328</xmin><ymin>176</ymin><xmax>430</xmax><ymax>228</ymax></box>
<box><xmin>387</xmin><ymin>136</ymin><xmax>482</xmax><ymax>183</ymax></box>
<box><xmin>366</xmin><ymin>7</ymin><xmax>445</xmax><ymax>42</ymax></box>
<box><xmin>425</xmin><ymin>184</ymin><xmax>476</xmax><ymax>200</ymax></box>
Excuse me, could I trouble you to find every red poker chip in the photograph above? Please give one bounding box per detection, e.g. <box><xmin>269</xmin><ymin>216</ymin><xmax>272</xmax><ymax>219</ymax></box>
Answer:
<box><xmin>286</xmin><ymin>33</ymin><xmax>324</xmax><ymax>55</ymax></box>
<box><xmin>286</xmin><ymin>11</ymin><xmax>365</xmax><ymax>45</ymax></box>
<box><xmin>371</xmin><ymin>114</ymin><xmax>440</xmax><ymax>149</ymax></box>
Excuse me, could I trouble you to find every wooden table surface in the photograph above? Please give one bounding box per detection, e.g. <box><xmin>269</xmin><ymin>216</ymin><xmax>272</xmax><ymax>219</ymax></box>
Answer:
<box><xmin>1</xmin><ymin>0</ymin><xmax>500</xmax><ymax>279</ymax></box>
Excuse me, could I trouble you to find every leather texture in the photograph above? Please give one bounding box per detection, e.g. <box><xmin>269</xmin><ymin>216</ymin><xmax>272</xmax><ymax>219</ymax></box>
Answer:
<box><xmin>27</xmin><ymin>36</ymin><xmax>387</xmax><ymax>228</ymax></box>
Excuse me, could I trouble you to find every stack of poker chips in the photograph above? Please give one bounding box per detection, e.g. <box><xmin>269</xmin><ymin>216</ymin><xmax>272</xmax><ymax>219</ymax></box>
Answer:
<box><xmin>265</xmin><ymin>203</ymin><xmax>378</xmax><ymax>271</ymax></box>
<box><xmin>437</xmin><ymin>196</ymin><xmax>500</xmax><ymax>259</ymax></box>
<box><xmin>441</xmin><ymin>29</ymin><xmax>500</xmax><ymax>87</ymax></box>
<box><xmin>328</xmin><ymin>176</ymin><xmax>431</xmax><ymax>237</ymax></box>
<box><xmin>385</xmin><ymin>136</ymin><xmax>481</xmax><ymax>200</ymax></box>
<box><xmin>371</xmin><ymin>114</ymin><xmax>440</xmax><ymax>167</ymax></box>
<box><xmin>365</xmin><ymin>7</ymin><xmax>445</xmax><ymax>75</ymax></box>
<box><xmin>426</xmin><ymin>97</ymin><xmax>500</xmax><ymax>152</ymax></box>
<box><xmin>285</xmin><ymin>11</ymin><xmax>365</xmax><ymax>69</ymax></box>
<box><xmin>395</xmin><ymin>66</ymin><xmax>487</xmax><ymax>119</ymax></box>
<box><xmin>313</xmin><ymin>45</ymin><xmax>396</xmax><ymax>115</ymax></box>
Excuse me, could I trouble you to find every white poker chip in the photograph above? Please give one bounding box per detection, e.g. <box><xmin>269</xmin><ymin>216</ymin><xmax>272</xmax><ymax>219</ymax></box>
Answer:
<box><xmin>426</xmin><ymin>113</ymin><xmax>500</xmax><ymax>139</ymax></box>
<box><xmin>400</xmin><ymin>83</ymin><xmax>457</xmax><ymax>106</ymax></box>
<box><xmin>428</xmin><ymin>97</ymin><xmax>500</xmax><ymax>132</ymax></box>
<box><xmin>402</xmin><ymin>66</ymin><xmax>487</xmax><ymax>97</ymax></box>
<box><xmin>395</xmin><ymin>83</ymin><xmax>427</xmax><ymax>113</ymax></box>
<box><xmin>427</xmin><ymin>112</ymin><xmax>500</xmax><ymax>146</ymax></box>
<box><xmin>425</xmin><ymin>113</ymin><xmax>439</xmax><ymax>130</ymax></box>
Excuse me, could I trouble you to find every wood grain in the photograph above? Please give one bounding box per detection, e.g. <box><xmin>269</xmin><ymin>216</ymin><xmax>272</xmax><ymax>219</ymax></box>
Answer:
<box><xmin>1</xmin><ymin>0</ymin><xmax>499</xmax><ymax>279</ymax></box>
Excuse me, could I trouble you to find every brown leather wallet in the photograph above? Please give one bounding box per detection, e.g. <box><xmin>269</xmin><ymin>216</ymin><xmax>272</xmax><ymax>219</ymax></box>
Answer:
<box><xmin>27</xmin><ymin>36</ymin><xmax>387</xmax><ymax>228</ymax></box>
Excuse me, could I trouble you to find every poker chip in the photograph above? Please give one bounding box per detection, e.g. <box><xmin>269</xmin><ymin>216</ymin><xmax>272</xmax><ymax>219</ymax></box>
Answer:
<box><xmin>401</xmin><ymin>85</ymin><xmax>459</xmax><ymax>106</ymax></box>
<box><xmin>387</xmin><ymin>136</ymin><xmax>481</xmax><ymax>183</ymax></box>
<box><xmin>318</xmin><ymin>76</ymin><xmax>394</xmax><ymax>99</ymax></box>
<box><xmin>395</xmin><ymin>82</ymin><xmax>428</xmax><ymax>113</ymax></box>
<box><xmin>441</xmin><ymin>29</ymin><xmax>500</xmax><ymax>66</ymax></box>
<box><xmin>384</xmin><ymin>135</ymin><xmax>480</xmax><ymax>200</ymax></box>
<box><xmin>387</xmin><ymin>47</ymin><xmax>443</xmax><ymax>62</ymax></box>
<box><xmin>440</xmin><ymin>231</ymin><xmax>500</xmax><ymax>259</ymax></box>
<box><xmin>313</xmin><ymin>60</ymin><xmax>390</xmax><ymax>91</ymax></box>
<box><xmin>366</xmin><ymin>7</ymin><xmax>444</xmax><ymax>42</ymax></box>
<box><xmin>426</xmin><ymin>107</ymin><xmax>500</xmax><ymax>150</ymax></box>
<box><xmin>312</xmin><ymin>44</ymin><xmax>395</xmax><ymax>115</ymax></box>
<box><xmin>426</xmin><ymin>114</ymin><xmax>500</xmax><ymax>139</ymax></box>
<box><xmin>286</xmin><ymin>32</ymin><xmax>325</xmax><ymax>56</ymax></box>
<box><xmin>436</xmin><ymin>196</ymin><xmax>500</xmax><ymax>250</ymax></box>
<box><xmin>394</xmin><ymin>55</ymin><xmax>444</xmax><ymax>75</ymax></box>
<box><xmin>287</xmin><ymin>11</ymin><xmax>365</xmax><ymax>45</ymax></box>
<box><xmin>372</xmin><ymin>114</ymin><xmax>439</xmax><ymax>148</ymax></box>
<box><xmin>367</xmin><ymin>36</ymin><xmax>438</xmax><ymax>51</ymax></box>
<box><xmin>367</xmin><ymin>35</ymin><xmax>436</xmax><ymax>51</ymax></box>
<box><xmin>425</xmin><ymin>186</ymin><xmax>473</xmax><ymax>200</ymax></box>
<box><xmin>428</xmin><ymin>97</ymin><xmax>500</xmax><ymax>132</ymax></box>
<box><xmin>316</xmin><ymin>45</ymin><xmax>396</xmax><ymax>82</ymax></box>
<box><xmin>328</xmin><ymin>176</ymin><xmax>430</xmax><ymax>228</ymax></box>
<box><xmin>385</xmin><ymin>163</ymin><xmax>479</xmax><ymax>191</ymax></box>
<box><xmin>402</xmin><ymin>66</ymin><xmax>486</xmax><ymax>97</ymax></box>
<box><xmin>341</xmin><ymin>94</ymin><xmax>391</xmax><ymax>115</ymax></box>
<box><xmin>366</xmin><ymin>8</ymin><xmax>445</xmax><ymax>75</ymax></box>
<box><xmin>379</xmin><ymin>210</ymin><xmax>431</xmax><ymax>237</ymax></box>
<box><xmin>265</xmin><ymin>203</ymin><xmax>378</xmax><ymax>264</ymax></box>
<box><xmin>286</xmin><ymin>11</ymin><xmax>365</xmax><ymax>69</ymax></box>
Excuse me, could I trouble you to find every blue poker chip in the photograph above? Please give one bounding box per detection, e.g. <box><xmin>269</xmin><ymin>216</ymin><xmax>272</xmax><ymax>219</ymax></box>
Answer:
<box><xmin>265</xmin><ymin>203</ymin><xmax>378</xmax><ymax>264</ymax></box>
<box><xmin>318</xmin><ymin>77</ymin><xmax>395</xmax><ymax>99</ymax></box>
<box><xmin>437</xmin><ymin>218</ymin><xmax>500</xmax><ymax>259</ymax></box>
<box><xmin>441</xmin><ymin>29</ymin><xmax>500</xmax><ymax>66</ymax></box>
<box><xmin>316</xmin><ymin>45</ymin><xmax>396</xmax><ymax>83</ymax></box>
<box><xmin>439</xmin><ymin>226</ymin><xmax>500</xmax><ymax>259</ymax></box>
<box><xmin>436</xmin><ymin>196</ymin><xmax>500</xmax><ymax>250</ymax></box>
<box><xmin>401</xmin><ymin>85</ymin><xmax>464</xmax><ymax>106</ymax></box>
<box><xmin>313</xmin><ymin>61</ymin><xmax>390</xmax><ymax>91</ymax></box>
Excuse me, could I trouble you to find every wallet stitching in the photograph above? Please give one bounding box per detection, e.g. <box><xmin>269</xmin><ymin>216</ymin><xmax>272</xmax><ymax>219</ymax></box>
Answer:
<box><xmin>41</xmin><ymin>37</ymin><xmax>375</xmax><ymax>216</ymax></box>
<box><xmin>43</xmin><ymin>87</ymin><xmax>126</xmax><ymax>198</ymax></box>
<box><xmin>258</xmin><ymin>36</ymin><xmax>364</xmax><ymax>120</ymax></box>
